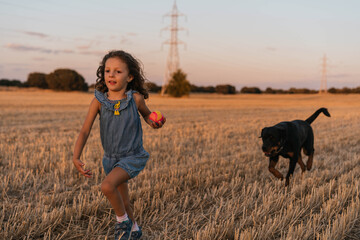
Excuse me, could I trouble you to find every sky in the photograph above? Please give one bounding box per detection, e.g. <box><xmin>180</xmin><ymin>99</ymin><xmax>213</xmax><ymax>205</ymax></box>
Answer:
<box><xmin>1</xmin><ymin>0</ymin><xmax>359</xmax><ymax>90</ymax></box>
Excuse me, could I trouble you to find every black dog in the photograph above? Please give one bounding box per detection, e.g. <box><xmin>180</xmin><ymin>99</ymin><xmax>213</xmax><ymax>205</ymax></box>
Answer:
<box><xmin>260</xmin><ymin>108</ymin><xmax>330</xmax><ymax>186</ymax></box>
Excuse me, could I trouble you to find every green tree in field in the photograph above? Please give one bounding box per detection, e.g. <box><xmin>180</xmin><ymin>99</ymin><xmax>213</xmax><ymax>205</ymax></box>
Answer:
<box><xmin>166</xmin><ymin>69</ymin><xmax>191</xmax><ymax>97</ymax></box>
<box><xmin>46</xmin><ymin>69</ymin><xmax>88</xmax><ymax>91</ymax></box>
<box><xmin>26</xmin><ymin>73</ymin><xmax>48</xmax><ymax>88</ymax></box>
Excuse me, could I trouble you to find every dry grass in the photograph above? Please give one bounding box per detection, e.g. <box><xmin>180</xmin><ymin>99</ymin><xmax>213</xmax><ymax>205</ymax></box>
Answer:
<box><xmin>1</xmin><ymin>89</ymin><xmax>360</xmax><ymax>239</ymax></box>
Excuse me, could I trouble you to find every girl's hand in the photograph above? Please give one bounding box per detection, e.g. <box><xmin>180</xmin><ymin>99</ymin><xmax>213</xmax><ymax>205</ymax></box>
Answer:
<box><xmin>73</xmin><ymin>159</ymin><xmax>92</xmax><ymax>178</ymax></box>
<box><xmin>148</xmin><ymin>115</ymin><xmax>166</xmax><ymax>129</ymax></box>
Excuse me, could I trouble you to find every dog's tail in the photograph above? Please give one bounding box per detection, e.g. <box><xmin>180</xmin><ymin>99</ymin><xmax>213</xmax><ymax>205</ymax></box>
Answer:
<box><xmin>305</xmin><ymin>108</ymin><xmax>331</xmax><ymax>124</ymax></box>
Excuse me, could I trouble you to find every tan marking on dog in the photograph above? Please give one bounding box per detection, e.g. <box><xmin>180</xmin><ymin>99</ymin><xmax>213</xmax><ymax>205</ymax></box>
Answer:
<box><xmin>297</xmin><ymin>154</ymin><xmax>306</xmax><ymax>172</ymax></box>
<box><xmin>287</xmin><ymin>152</ymin><xmax>294</xmax><ymax>158</ymax></box>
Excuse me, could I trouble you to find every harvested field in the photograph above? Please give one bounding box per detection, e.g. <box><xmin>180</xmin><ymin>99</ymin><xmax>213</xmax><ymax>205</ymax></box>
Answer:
<box><xmin>1</xmin><ymin>89</ymin><xmax>360</xmax><ymax>239</ymax></box>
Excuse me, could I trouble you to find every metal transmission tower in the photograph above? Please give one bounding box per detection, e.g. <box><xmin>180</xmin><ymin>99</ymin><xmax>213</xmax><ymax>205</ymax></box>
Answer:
<box><xmin>161</xmin><ymin>1</ymin><xmax>186</xmax><ymax>95</ymax></box>
<box><xmin>319</xmin><ymin>54</ymin><xmax>328</xmax><ymax>94</ymax></box>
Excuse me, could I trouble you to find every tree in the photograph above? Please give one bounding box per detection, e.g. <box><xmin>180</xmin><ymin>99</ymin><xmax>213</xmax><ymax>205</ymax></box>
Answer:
<box><xmin>145</xmin><ymin>81</ymin><xmax>162</xmax><ymax>93</ymax></box>
<box><xmin>46</xmin><ymin>69</ymin><xmax>88</xmax><ymax>91</ymax></box>
<box><xmin>352</xmin><ymin>87</ymin><xmax>360</xmax><ymax>93</ymax></box>
<box><xmin>0</xmin><ymin>79</ymin><xmax>23</xmax><ymax>87</ymax></box>
<box><xmin>166</xmin><ymin>69</ymin><xmax>191</xmax><ymax>97</ymax></box>
<box><xmin>216</xmin><ymin>84</ymin><xmax>236</xmax><ymax>94</ymax></box>
<box><xmin>265</xmin><ymin>87</ymin><xmax>276</xmax><ymax>94</ymax></box>
<box><xmin>190</xmin><ymin>84</ymin><xmax>216</xmax><ymax>93</ymax></box>
<box><xmin>240</xmin><ymin>86</ymin><xmax>261</xmax><ymax>94</ymax></box>
<box><xmin>26</xmin><ymin>72</ymin><xmax>48</xmax><ymax>88</ymax></box>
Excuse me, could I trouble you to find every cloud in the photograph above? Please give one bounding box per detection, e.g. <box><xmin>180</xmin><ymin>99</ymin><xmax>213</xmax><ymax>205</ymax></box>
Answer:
<box><xmin>328</xmin><ymin>74</ymin><xmax>351</xmax><ymax>79</ymax></box>
<box><xmin>78</xmin><ymin>50</ymin><xmax>104</xmax><ymax>56</ymax></box>
<box><xmin>54</xmin><ymin>49</ymin><xmax>74</xmax><ymax>54</ymax></box>
<box><xmin>127</xmin><ymin>32</ymin><xmax>137</xmax><ymax>37</ymax></box>
<box><xmin>6</xmin><ymin>43</ymin><xmax>52</xmax><ymax>53</ymax></box>
<box><xmin>120</xmin><ymin>36</ymin><xmax>132</xmax><ymax>45</ymax></box>
<box><xmin>23</xmin><ymin>31</ymin><xmax>49</xmax><ymax>38</ymax></box>
<box><xmin>5</xmin><ymin>43</ymin><xmax>74</xmax><ymax>54</ymax></box>
<box><xmin>76</xmin><ymin>40</ymin><xmax>99</xmax><ymax>50</ymax></box>
<box><xmin>77</xmin><ymin>45</ymin><xmax>92</xmax><ymax>50</ymax></box>
<box><xmin>265</xmin><ymin>46</ymin><xmax>277</xmax><ymax>51</ymax></box>
<box><xmin>32</xmin><ymin>57</ymin><xmax>48</xmax><ymax>61</ymax></box>
<box><xmin>5</xmin><ymin>42</ymin><xmax>105</xmax><ymax>57</ymax></box>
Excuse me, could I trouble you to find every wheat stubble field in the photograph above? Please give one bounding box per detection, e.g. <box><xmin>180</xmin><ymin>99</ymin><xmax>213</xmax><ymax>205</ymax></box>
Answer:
<box><xmin>1</xmin><ymin>88</ymin><xmax>360</xmax><ymax>240</ymax></box>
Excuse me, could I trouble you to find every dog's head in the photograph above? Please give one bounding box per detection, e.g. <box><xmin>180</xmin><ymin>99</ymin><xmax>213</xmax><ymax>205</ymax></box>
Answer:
<box><xmin>260</xmin><ymin>126</ymin><xmax>287</xmax><ymax>157</ymax></box>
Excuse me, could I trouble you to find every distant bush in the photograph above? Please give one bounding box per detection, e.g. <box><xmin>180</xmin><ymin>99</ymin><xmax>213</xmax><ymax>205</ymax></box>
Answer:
<box><xmin>264</xmin><ymin>87</ymin><xmax>287</xmax><ymax>94</ymax></box>
<box><xmin>328</xmin><ymin>87</ymin><xmax>360</xmax><ymax>94</ymax></box>
<box><xmin>145</xmin><ymin>81</ymin><xmax>162</xmax><ymax>93</ymax></box>
<box><xmin>166</xmin><ymin>69</ymin><xmax>191</xmax><ymax>97</ymax></box>
<box><xmin>353</xmin><ymin>87</ymin><xmax>360</xmax><ymax>93</ymax></box>
<box><xmin>190</xmin><ymin>84</ymin><xmax>216</xmax><ymax>93</ymax></box>
<box><xmin>26</xmin><ymin>73</ymin><xmax>48</xmax><ymax>89</ymax></box>
<box><xmin>264</xmin><ymin>87</ymin><xmax>276</xmax><ymax>94</ymax></box>
<box><xmin>0</xmin><ymin>79</ymin><xmax>23</xmax><ymax>87</ymax></box>
<box><xmin>240</xmin><ymin>86</ymin><xmax>261</xmax><ymax>94</ymax></box>
<box><xmin>288</xmin><ymin>88</ymin><xmax>317</xmax><ymax>94</ymax></box>
<box><xmin>216</xmin><ymin>84</ymin><xmax>236</xmax><ymax>94</ymax></box>
<box><xmin>46</xmin><ymin>69</ymin><xmax>88</xmax><ymax>91</ymax></box>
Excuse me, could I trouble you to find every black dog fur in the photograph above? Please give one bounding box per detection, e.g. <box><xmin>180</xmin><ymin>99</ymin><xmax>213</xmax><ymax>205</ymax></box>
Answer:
<box><xmin>260</xmin><ymin>108</ymin><xmax>331</xmax><ymax>186</ymax></box>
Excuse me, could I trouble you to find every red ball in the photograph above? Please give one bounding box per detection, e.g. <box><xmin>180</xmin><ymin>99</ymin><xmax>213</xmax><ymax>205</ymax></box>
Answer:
<box><xmin>149</xmin><ymin>111</ymin><xmax>164</xmax><ymax>123</ymax></box>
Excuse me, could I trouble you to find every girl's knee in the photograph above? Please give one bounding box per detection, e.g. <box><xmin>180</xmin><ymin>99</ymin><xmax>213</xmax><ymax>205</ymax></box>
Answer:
<box><xmin>101</xmin><ymin>181</ymin><xmax>116</xmax><ymax>196</ymax></box>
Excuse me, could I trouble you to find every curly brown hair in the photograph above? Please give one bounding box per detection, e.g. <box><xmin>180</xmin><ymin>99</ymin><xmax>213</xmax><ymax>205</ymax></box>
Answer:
<box><xmin>95</xmin><ymin>50</ymin><xmax>149</xmax><ymax>99</ymax></box>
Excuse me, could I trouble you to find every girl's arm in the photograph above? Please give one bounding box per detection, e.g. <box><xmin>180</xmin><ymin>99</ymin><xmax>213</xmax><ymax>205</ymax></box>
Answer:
<box><xmin>72</xmin><ymin>97</ymin><xmax>100</xmax><ymax>178</ymax></box>
<box><xmin>133</xmin><ymin>92</ymin><xmax>165</xmax><ymax>129</ymax></box>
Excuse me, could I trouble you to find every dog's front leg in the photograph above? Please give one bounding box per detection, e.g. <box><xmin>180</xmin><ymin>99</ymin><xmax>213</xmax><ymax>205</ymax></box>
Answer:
<box><xmin>268</xmin><ymin>156</ymin><xmax>283</xmax><ymax>180</ymax></box>
<box><xmin>297</xmin><ymin>154</ymin><xmax>306</xmax><ymax>173</ymax></box>
<box><xmin>286</xmin><ymin>154</ymin><xmax>299</xmax><ymax>186</ymax></box>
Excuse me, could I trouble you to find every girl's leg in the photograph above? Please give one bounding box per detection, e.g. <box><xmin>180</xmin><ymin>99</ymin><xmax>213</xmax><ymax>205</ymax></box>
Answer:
<box><xmin>101</xmin><ymin>167</ymin><xmax>130</xmax><ymax>217</ymax></box>
<box><xmin>118</xmin><ymin>182</ymin><xmax>142</xmax><ymax>239</ymax></box>
<box><xmin>117</xmin><ymin>182</ymin><xmax>135</xmax><ymax>221</ymax></box>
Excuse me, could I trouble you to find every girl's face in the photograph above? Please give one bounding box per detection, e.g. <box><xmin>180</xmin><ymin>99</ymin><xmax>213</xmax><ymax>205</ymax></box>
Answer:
<box><xmin>104</xmin><ymin>57</ymin><xmax>133</xmax><ymax>92</ymax></box>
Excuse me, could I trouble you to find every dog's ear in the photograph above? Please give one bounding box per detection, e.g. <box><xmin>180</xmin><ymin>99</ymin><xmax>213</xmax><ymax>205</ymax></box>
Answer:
<box><xmin>277</xmin><ymin>126</ymin><xmax>288</xmax><ymax>142</ymax></box>
<box><xmin>259</xmin><ymin>128</ymin><xmax>266</xmax><ymax>138</ymax></box>
<box><xmin>273</xmin><ymin>124</ymin><xmax>287</xmax><ymax>141</ymax></box>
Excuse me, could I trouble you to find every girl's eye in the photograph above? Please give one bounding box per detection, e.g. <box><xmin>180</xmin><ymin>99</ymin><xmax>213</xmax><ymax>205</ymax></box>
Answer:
<box><xmin>105</xmin><ymin>70</ymin><xmax>110</xmax><ymax>73</ymax></box>
<box><xmin>117</xmin><ymin>71</ymin><xmax>121</xmax><ymax>74</ymax></box>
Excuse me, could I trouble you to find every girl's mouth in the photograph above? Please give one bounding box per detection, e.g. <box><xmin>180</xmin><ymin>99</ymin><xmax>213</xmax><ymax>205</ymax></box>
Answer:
<box><xmin>108</xmin><ymin>81</ymin><xmax>117</xmax><ymax>85</ymax></box>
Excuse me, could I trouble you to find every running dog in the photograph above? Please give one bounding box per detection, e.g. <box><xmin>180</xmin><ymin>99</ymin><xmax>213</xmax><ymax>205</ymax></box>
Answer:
<box><xmin>260</xmin><ymin>108</ymin><xmax>331</xmax><ymax>186</ymax></box>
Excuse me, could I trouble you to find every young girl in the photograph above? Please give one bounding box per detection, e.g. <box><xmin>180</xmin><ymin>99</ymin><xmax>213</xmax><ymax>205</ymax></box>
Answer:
<box><xmin>72</xmin><ymin>50</ymin><xmax>165</xmax><ymax>240</ymax></box>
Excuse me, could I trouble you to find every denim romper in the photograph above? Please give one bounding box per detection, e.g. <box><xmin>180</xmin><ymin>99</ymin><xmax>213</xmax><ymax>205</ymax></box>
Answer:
<box><xmin>95</xmin><ymin>89</ymin><xmax>149</xmax><ymax>178</ymax></box>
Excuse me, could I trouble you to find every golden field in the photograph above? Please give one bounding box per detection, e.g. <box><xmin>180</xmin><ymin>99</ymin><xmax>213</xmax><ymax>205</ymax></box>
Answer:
<box><xmin>1</xmin><ymin>88</ymin><xmax>360</xmax><ymax>240</ymax></box>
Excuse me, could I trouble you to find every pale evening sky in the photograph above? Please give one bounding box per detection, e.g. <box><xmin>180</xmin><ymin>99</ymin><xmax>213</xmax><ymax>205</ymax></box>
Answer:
<box><xmin>0</xmin><ymin>0</ymin><xmax>359</xmax><ymax>90</ymax></box>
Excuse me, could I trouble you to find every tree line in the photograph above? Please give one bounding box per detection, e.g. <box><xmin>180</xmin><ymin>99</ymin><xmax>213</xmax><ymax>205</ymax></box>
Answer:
<box><xmin>146</xmin><ymin>82</ymin><xmax>360</xmax><ymax>95</ymax></box>
<box><xmin>0</xmin><ymin>69</ymin><xmax>88</xmax><ymax>91</ymax></box>
<box><xmin>239</xmin><ymin>86</ymin><xmax>360</xmax><ymax>94</ymax></box>
<box><xmin>1</xmin><ymin>68</ymin><xmax>359</xmax><ymax>95</ymax></box>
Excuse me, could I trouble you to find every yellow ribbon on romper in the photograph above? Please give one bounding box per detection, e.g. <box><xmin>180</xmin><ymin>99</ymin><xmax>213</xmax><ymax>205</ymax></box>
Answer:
<box><xmin>114</xmin><ymin>101</ymin><xmax>120</xmax><ymax>115</ymax></box>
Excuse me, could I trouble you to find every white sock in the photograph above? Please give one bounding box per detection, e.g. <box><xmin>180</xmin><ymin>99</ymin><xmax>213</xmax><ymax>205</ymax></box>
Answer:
<box><xmin>132</xmin><ymin>222</ymin><xmax>140</xmax><ymax>231</ymax></box>
<box><xmin>116</xmin><ymin>213</ymin><xmax>129</xmax><ymax>223</ymax></box>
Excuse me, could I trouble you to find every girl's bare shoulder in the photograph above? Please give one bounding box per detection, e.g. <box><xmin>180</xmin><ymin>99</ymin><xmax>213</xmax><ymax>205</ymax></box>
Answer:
<box><xmin>91</xmin><ymin>97</ymin><xmax>101</xmax><ymax>112</ymax></box>
<box><xmin>132</xmin><ymin>92</ymin><xmax>145</xmax><ymax>104</ymax></box>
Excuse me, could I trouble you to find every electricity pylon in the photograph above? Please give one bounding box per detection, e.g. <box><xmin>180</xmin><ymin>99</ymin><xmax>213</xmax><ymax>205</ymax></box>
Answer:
<box><xmin>161</xmin><ymin>0</ymin><xmax>186</xmax><ymax>96</ymax></box>
<box><xmin>319</xmin><ymin>54</ymin><xmax>328</xmax><ymax>94</ymax></box>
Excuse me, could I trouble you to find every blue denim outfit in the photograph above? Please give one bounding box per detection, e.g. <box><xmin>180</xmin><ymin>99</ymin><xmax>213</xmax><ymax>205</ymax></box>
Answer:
<box><xmin>95</xmin><ymin>89</ymin><xmax>149</xmax><ymax>179</ymax></box>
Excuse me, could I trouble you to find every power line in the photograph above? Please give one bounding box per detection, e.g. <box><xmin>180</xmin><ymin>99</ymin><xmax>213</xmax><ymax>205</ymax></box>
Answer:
<box><xmin>319</xmin><ymin>54</ymin><xmax>328</xmax><ymax>94</ymax></box>
<box><xmin>161</xmin><ymin>0</ymin><xmax>187</xmax><ymax>95</ymax></box>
